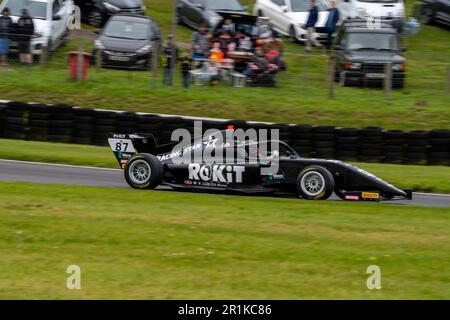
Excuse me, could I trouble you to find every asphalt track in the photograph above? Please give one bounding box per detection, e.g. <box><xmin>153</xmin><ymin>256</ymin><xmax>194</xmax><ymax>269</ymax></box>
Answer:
<box><xmin>0</xmin><ymin>159</ymin><xmax>449</xmax><ymax>207</ymax></box>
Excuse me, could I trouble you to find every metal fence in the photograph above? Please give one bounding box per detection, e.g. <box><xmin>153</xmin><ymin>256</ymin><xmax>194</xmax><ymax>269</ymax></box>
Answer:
<box><xmin>0</xmin><ymin>38</ymin><xmax>449</xmax><ymax>105</ymax></box>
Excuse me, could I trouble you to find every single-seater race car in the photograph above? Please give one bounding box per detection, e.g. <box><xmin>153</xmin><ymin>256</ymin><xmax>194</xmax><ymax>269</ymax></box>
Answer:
<box><xmin>108</xmin><ymin>129</ymin><xmax>412</xmax><ymax>202</ymax></box>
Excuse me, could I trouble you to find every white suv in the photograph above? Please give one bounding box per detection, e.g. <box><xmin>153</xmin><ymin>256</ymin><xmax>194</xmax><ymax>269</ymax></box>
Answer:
<box><xmin>0</xmin><ymin>0</ymin><xmax>75</xmax><ymax>57</ymax></box>
<box><xmin>335</xmin><ymin>0</ymin><xmax>405</xmax><ymax>30</ymax></box>
<box><xmin>253</xmin><ymin>0</ymin><xmax>330</xmax><ymax>42</ymax></box>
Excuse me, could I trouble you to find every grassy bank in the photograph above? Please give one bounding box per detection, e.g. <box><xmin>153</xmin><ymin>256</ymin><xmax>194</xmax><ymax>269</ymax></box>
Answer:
<box><xmin>0</xmin><ymin>182</ymin><xmax>449</xmax><ymax>299</ymax></box>
<box><xmin>0</xmin><ymin>138</ymin><xmax>449</xmax><ymax>193</ymax></box>
<box><xmin>0</xmin><ymin>1</ymin><xmax>449</xmax><ymax>129</ymax></box>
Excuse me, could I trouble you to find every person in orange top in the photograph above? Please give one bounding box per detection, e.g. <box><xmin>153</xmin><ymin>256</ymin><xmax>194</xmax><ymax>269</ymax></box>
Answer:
<box><xmin>209</xmin><ymin>42</ymin><xmax>224</xmax><ymax>63</ymax></box>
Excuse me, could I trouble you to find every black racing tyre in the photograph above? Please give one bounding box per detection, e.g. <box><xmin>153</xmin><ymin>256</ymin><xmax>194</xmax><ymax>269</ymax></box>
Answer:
<box><xmin>406</xmin><ymin>130</ymin><xmax>429</xmax><ymax>139</ymax></box>
<box><xmin>430</xmin><ymin>130</ymin><xmax>450</xmax><ymax>139</ymax></box>
<box><xmin>336</xmin><ymin>128</ymin><xmax>359</xmax><ymax>137</ymax></box>
<box><xmin>315</xmin><ymin>141</ymin><xmax>335</xmax><ymax>148</ymax></box>
<box><xmin>337</xmin><ymin>136</ymin><xmax>359</xmax><ymax>144</ymax></box>
<box><xmin>384</xmin><ymin>139</ymin><xmax>405</xmax><ymax>146</ymax></box>
<box><xmin>124</xmin><ymin>153</ymin><xmax>163</xmax><ymax>190</ymax></box>
<box><xmin>296</xmin><ymin>166</ymin><xmax>335</xmax><ymax>200</ymax></box>
<box><xmin>359</xmin><ymin>127</ymin><xmax>382</xmax><ymax>136</ymax></box>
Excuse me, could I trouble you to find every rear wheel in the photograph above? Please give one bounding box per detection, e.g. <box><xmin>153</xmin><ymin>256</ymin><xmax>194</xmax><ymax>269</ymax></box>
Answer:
<box><xmin>297</xmin><ymin>166</ymin><xmax>335</xmax><ymax>200</ymax></box>
<box><xmin>124</xmin><ymin>153</ymin><xmax>163</xmax><ymax>189</ymax></box>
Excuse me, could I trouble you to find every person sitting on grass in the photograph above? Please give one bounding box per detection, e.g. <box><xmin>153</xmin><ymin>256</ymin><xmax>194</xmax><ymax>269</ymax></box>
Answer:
<box><xmin>242</xmin><ymin>47</ymin><xmax>269</xmax><ymax>78</ymax></box>
<box><xmin>209</xmin><ymin>42</ymin><xmax>224</xmax><ymax>63</ymax></box>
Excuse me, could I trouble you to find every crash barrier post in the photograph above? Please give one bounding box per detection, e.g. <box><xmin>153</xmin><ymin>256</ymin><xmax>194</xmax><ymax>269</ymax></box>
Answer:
<box><xmin>77</xmin><ymin>49</ymin><xmax>83</xmax><ymax>83</ymax></box>
<box><xmin>384</xmin><ymin>63</ymin><xmax>392</xmax><ymax>105</ymax></box>
<box><xmin>95</xmin><ymin>49</ymin><xmax>102</xmax><ymax>72</ymax></box>
<box><xmin>446</xmin><ymin>66</ymin><xmax>450</xmax><ymax>96</ymax></box>
<box><xmin>327</xmin><ymin>58</ymin><xmax>335</xmax><ymax>99</ymax></box>
<box><xmin>0</xmin><ymin>101</ymin><xmax>449</xmax><ymax>166</ymax></box>
<box><xmin>40</xmin><ymin>46</ymin><xmax>47</xmax><ymax>66</ymax></box>
<box><xmin>151</xmin><ymin>41</ymin><xmax>159</xmax><ymax>90</ymax></box>
<box><xmin>303</xmin><ymin>51</ymin><xmax>308</xmax><ymax>93</ymax></box>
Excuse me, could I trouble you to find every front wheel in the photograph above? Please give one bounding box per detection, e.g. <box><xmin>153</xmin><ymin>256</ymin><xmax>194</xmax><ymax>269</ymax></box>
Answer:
<box><xmin>297</xmin><ymin>166</ymin><xmax>335</xmax><ymax>200</ymax></box>
<box><xmin>124</xmin><ymin>153</ymin><xmax>163</xmax><ymax>189</ymax></box>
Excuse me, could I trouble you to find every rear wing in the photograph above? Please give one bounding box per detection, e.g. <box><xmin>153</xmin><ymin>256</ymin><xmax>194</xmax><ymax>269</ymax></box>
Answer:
<box><xmin>108</xmin><ymin>133</ymin><xmax>158</xmax><ymax>169</ymax></box>
<box><xmin>108</xmin><ymin>133</ymin><xmax>181</xmax><ymax>168</ymax></box>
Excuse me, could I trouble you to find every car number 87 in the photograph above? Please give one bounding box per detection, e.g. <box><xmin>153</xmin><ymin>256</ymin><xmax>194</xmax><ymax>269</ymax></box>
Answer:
<box><xmin>108</xmin><ymin>138</ymin><xmax>136</xmax><ymax>153</ymax></box>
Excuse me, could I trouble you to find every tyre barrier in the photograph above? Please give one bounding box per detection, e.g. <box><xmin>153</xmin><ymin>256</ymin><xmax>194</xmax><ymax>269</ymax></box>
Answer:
<box><xmin>0</xmin><ymin>101</ymin><xmax>448</xmax><ymax>166</ymax></box>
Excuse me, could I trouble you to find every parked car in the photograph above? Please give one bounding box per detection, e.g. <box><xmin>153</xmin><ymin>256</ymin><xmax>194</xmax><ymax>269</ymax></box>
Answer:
<box><xmin>176</xmin><ymin>0</ymin><xmax>249</xmax><ymax>30</ymax></box>
<box><xmin>254</xmin><ymin>0</ymin><xmax>330</xmax><ymax>42</ymax></box>
<box><xmin>92</xmin><ymin>14</ymin><xmax>161</xmax><ymax>70</ymax></box>
<box><xmin>332</xmin><ymin>21</ymin><xmax>407</xmax><ymax>88</ymax></box>
<box><xmin>74</xmin><ymin>0</ymin><xmax>145</xmax><ymax>27</ymax></box>
<box><xmin>0</xmin><ymin>0</ymin><xmax>74</xmax><ymax>57</ymax></box>
<box><xmin>420</xmin><ymin>0</ymin><xmax>450</xmax><ymax>28</ymax></box>
<box><xmin>335</xmin><ymin>0</ymin><xmax>405</xmax><ymax>31</ymax></box>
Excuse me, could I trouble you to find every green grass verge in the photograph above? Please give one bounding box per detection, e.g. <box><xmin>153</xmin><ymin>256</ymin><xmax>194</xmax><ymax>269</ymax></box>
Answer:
<box><xmin>0</xmin><ymin>182</ymin><xmax>449</xmax><ymax>299</ymax></box>
<box><xmin>1</xmin><ymin>138</ymin><xmax>449</xmax><ymax>193</ymax></box>
<box><xmin>0</xmin><ymin>1</ymin><xmax>449</xmax><ymax>130</ymax></box>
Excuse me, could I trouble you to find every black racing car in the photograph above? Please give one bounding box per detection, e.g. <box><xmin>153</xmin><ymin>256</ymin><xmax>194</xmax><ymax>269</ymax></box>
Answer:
<box><xmin>108</xmin><ymin>129</ymin><xmax>412</xmax><ymax>202</ymax></box>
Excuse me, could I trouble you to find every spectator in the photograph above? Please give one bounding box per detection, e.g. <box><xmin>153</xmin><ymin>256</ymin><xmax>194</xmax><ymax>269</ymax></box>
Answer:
<box><xmin>238</xmin><ymin>34</ymin><xmax>253</xmax><ymax>52</ymax></box>
<box><xmin>0</xmin><ymin>8</ymin><xmax>13</xmax><ymax>68</ymax></box>
<box><xmin>243</xmin><ymin>47</ymin><xmax>268</xmax><ymax>77</ymax></box>
<box><xmin>208</xmin><ymin>61</ymin><xmax>221</xmax><ymax>86</ymax></box>
<box><xmin>325</xmin><ymin>1</ymin><xmax>340</xmax><ymax>50</ymax></box>
<box><xmin>218</xmin><ymin>29</ymin><xmax>233</xmax><ymax>53</ymax></box>
<box><xmin>304</xmin><ymin>0</ymin><xmax>322</xmax><ymax>52</ymax></box>
<box><xmin>16</xmin><ymin>9</ymin><xmax>35</xmax><ymax>66</ymax></box>
<box><xmin>162</xmin><ymin>34</ymin><xmax>178</xmax><ymax>87</ymax></box>
<box><xmin>191</xmin><ymin>25</ymin><xmax>210</xmax><ymax>56</ymax></box>
<box><xmin>222</xmin><ymin>19</ymin><xmax>235</xmax><ymax>35</ymax></box>
<box><xmin>209</xmin><ymin>42</ymin><xmax>224</xmax><ymax>63</ymax></box>
<box><xmin>179</xmin><ymin>50</ymin><xmax>192</xmax><ymax>89</ymax></box>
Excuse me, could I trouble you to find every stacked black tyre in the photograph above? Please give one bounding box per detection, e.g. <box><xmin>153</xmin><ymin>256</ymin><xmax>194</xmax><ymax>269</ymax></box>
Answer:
<box><xmin>72</xmin><ymin>107</ymin><xmax>96</xmax><ymax>145</ymax></box>
<box><xmin>382</xmin><ymin>130</ymin><xmax>405</xmax><ymax>164</ymax></box>
<box><xmin>0</xmin><ymin>102</ymin><xmax>6</xmax><ymax>138</ymax></box>
<box><xmin>335</xmin><ymin>127</ymin><xmax>360</xmax><ymax>161</ymax></box>
<box><xmin>290</xmin><ymin>125</ymin><xmax>314</xmax><ymax>158</ymax></box>
<box><xmin>428</xmin><ymin>130</ymin><xmax>450</xmax><ymax>166</ymax></box>
<box><xmin>48</xmin><ymin>105</ymin><xmax>74</xmax><ymax>144</ymax></box>
<box><xmin>138</xmin><ymin>114</ymin><xmax>161</xmax><ymax>141</ymax></box>
<box><xmin>3</xmin><ymin>101</ymin><xmax>29</xmax><ymax>140</ymax></box>
<box><xmin>358</xmin><ymin>127</ymin><xmax>383</xmax><ymax>163</ymax></box>
<box><xmin>271</xmin><ymin>123</ymin><xmax>292</xmax><ymax>145</ymax></box>
<box><xmin>117</xmin><ymin>112</ymin><xmax>139</xmax><ymax>134</ymax></box>
<box><xmin>157</xmin><ymin>117</ymin><xmax>187</xmax><ymax>145</ymax></box>
<box><xmin>312</xmin><ymin>126</ymin><xmax>335</xmax><ymax>159</ymax></box>
<box><xmin>403</xmin><ymin>130</ymin><xmax>429</xmax><ymax>165</ymax></box>
<box><xmin>93</xmin><ymin>110</ymin><xmax>118</xmax><ymax>146</ymax></box>
<box><xmin>203</xmin><ymin>119</ymin><xmax>226</xmax><ymax>134</ymax></box>
<box><xmin>28</xmin><ymin>104</ymin><xmax>51</xmax><ymax>142</ymax></box>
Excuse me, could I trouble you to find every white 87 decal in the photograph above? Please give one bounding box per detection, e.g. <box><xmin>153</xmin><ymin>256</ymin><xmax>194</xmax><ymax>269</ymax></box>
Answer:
<box><xmin>108</xmin><ymin>139</ymin><xmax>136</xmax><ymax>153</ymax></box>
